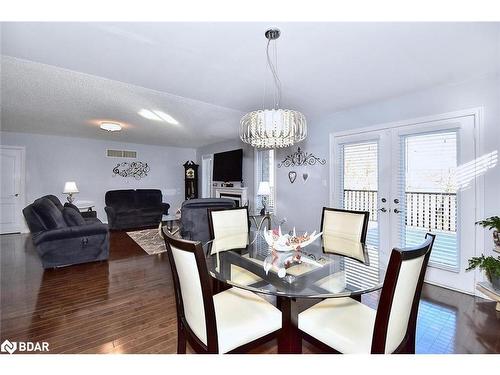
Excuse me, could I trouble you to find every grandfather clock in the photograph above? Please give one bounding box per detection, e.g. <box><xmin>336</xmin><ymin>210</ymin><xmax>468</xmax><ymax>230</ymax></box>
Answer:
<box><xmin>183</xmin><ymin>161</ymin><xmax>199</xmax><ymax>200</ymax></box>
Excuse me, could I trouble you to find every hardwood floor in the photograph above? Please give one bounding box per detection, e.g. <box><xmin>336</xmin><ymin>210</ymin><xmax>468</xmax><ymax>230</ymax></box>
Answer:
<box><xmin>1</xmin><ymin>232</ymin><xmax>499</xmax><ymax>354</ymax></box>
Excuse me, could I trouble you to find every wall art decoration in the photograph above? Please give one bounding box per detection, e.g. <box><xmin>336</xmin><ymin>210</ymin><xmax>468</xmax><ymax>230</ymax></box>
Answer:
<box><xmin>288</xmin><ymin>171</ymin><xmax>297</xmax><ymax>184</ymax></box>
<box><xmin>277</xmin><ymin>147</ymin><xmax>326</xmax><ymax>168</ymax></box>
<box><xmin>112</xmin><ymin>161</ymin><xmax>150</xmax><ymax>179</ymax></box>
<box><xmin>302</xmin><ymin>172</ymin><xmax>309</xmax><ymax>183</ymax></box>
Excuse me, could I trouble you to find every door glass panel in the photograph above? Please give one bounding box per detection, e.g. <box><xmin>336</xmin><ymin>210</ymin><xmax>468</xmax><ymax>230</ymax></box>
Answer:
<box><xmin>399</xmin><ymin>131</ymin><xmax>458</xmax><ymax>270</ymax></box>
<box><xmin>341</xmin><ymin>142</ymin><xmax>379</xmax><ymax>248</ymax></box>
<box><xmin>340</xmin><ymin>141</ymin><xmax>380</xmax><ymax>288</ymax></box>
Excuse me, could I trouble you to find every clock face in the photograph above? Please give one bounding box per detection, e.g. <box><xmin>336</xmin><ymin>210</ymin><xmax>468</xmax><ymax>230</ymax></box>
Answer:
<box><xmin>186</xmin><ymin>168</ymin><xmax>195</xmax><ymax>179</ymax></box>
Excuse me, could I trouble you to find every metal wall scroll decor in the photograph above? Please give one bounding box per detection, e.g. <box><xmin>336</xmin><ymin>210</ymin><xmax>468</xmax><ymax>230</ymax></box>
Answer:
<box><xmin>112</xmin><ymin>161</ymin><xmax>150</xmax><ymax>179</ymax></box>
<box><xmin>277</xmin><ymin>147</ymin><xmax>326</xmax><ymax>168</ymax></box>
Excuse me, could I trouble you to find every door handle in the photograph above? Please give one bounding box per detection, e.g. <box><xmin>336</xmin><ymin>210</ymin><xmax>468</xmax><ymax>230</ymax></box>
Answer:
<box><xmin>393</xmin><ymin>208</ymin><xmax>401</xmax><ymax>214</ymax></box>
<box><xmin>378</xmin><ymin>207</ymin><xmax>387</xmax><ymax>213</ymax></box>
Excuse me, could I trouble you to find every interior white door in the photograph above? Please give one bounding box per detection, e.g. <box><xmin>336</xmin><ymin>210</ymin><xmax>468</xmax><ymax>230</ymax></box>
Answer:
<box><xmin>201</xmin><ymin>155</ymin><xmax>213</xmax><ymax>198</ymax></box>
<box><xmin>1</xmin><ymin>146</ymin><xmax>25</xmax><ymax>234</ymax></box>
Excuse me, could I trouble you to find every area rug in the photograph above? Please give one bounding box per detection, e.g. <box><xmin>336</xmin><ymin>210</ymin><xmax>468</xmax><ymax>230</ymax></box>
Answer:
<box><xmin>126</xmin><ymin>228</ymin><xmax>166</xmax><ymax>255</ymax></box>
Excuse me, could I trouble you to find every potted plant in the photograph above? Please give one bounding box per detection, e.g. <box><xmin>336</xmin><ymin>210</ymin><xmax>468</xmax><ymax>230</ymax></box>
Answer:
<box><xmin>466</xmin><ymin>254</ymin><xmax>500</xmax><ymax>291</ymax></box>
<box><xmin>476</xmin><ymin>216</ymin><xmax>500</xmax><ymax>252</ymax></box>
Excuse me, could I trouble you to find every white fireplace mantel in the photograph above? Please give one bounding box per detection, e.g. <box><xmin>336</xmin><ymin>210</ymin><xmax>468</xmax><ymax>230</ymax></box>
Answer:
<box><xmin>214</xmin><ymin>186</ymin><xmax>248</xmax><ymax>207</ymax></box>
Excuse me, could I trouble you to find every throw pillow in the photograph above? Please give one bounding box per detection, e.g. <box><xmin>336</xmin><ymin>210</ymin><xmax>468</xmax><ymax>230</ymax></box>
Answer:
<box><xmin>62</xmin><ymin>207</ymin><xmax>86</xmax><ymax>227</ymax></box>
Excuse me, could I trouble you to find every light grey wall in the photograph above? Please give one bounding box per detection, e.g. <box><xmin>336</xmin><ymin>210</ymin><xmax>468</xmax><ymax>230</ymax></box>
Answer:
<box><xmin>1</xmin><ymin>131</ymin><xmax>196</xmax><ymax>228</ymax></box>
<box><xmin>275</xmin><ymin>74</ymin><xmax>500</xmax><ymax>247</ymax></box>
<box><xmin>196</xmin><ymin>138</ymin><xmax>255</xmax><ymax>206</ymax></box>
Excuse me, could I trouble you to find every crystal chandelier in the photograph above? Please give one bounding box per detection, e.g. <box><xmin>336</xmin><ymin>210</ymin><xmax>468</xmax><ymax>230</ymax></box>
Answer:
<box><xmin>240</xmin><ymin>28</ymin><xmax>307</xmax><ymax>149</ymax></box>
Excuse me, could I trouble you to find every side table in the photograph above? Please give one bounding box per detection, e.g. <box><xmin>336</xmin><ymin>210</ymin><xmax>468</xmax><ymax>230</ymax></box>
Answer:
<box><xmin>73</xmin><ymin>200</ymin><xmax>97</xmax><ymax>218</ymax></box>
<box><xmin>159</xmin><ymin>213</ymin><xmax>181</xmax><ymax>238</ymax></box>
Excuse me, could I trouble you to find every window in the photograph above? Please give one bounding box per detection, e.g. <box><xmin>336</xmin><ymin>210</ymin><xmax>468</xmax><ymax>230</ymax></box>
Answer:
<box><xmin>254</xmin><ymin>149</ymin><xmax>276</xmax><ymax>215</ymax></box>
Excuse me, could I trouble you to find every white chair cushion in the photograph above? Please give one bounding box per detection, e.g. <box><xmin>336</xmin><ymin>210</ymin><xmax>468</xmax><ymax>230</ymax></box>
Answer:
<box><xmin>213</xmin><ymin>288</ymin><xmax>281</xmax><ymax>353</ymax></box>
<box><xmin>298</xmin><ymin>297</ymin><xmax>376</xmax><ymax>353</ymax></box>
<box><xmin>230</xmin><ymin>265</ymin><xmax>263</xmax><ymax>286</ymax></box>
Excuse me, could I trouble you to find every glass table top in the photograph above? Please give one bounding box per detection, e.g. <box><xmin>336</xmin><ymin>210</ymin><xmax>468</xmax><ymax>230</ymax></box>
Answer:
<box><xmin>204</xmin><ymin>230</ymin><xmax>386</xmax><ymax>299</ymax></box>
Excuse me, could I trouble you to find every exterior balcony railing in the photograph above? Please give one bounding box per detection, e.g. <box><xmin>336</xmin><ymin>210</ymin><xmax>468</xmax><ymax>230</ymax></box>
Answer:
<box><xmin>343</xmin><ymin>189</ymin><xmax>457</xmax><ymax>232</ymax></box>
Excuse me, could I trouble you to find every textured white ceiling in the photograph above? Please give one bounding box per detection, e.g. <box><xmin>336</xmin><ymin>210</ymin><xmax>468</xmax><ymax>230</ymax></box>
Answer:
<box><xmin>1</xmin><ymin>57</ymin><xmax>243</xmax><ymax>147</ymax></box>
<box><xmin>1</xmin><ymin>22</ymin><xmax>499</xmax><ymax>147</ymax></box>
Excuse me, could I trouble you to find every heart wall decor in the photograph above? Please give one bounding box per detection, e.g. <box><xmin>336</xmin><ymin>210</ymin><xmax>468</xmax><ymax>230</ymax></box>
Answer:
<box><xmin>288</xmin><ymin>171</ymin><xmax>297</xmax><ymax>184</ymax></box>
<box><xmin>302</xmin><ymin>173</ymin><xmax>309</xmax><ymax>183</ymax></box>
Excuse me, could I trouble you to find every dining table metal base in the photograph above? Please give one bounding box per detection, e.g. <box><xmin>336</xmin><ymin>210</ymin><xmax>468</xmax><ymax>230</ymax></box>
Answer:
<box><xmin>277</xmin><ymin>296</ymin><xmax>302</xmax><ymax>354</ymax></box>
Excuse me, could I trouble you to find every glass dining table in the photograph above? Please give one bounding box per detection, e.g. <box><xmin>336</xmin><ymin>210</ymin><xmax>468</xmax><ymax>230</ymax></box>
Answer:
<box><xmin>204</xmin><ymin>230</ymin><xmax>386</xmax><ymax>353</ymax></box>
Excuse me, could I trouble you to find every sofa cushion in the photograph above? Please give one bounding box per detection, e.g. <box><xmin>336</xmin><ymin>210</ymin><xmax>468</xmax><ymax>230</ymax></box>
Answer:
<box><xmin>105</xmin><ymin>190</ymin><xmax>135</xmax><ymax>211</ymax></box>
<box><xmin>135</xmin><ymin>189</ymin><xmax>162</xmax><ymax>208</ymax></box>
<box><xmin>64</xmin><ymin>202</ymin><xmax>80</xmax><ymax>212</ymax></box>
<box><xmin>62</xmin><ymin>207</ymin><xmax>86</xmax><ymax>227</ymax></box>
<box><xmin>138</xmin><ymin>207</ymin><xmax>164</xmax><ymax>216</ymax></box>
<box><xmin>31</xmin><ymin>198</ymin><xmax>67</xmax><ymax>230</ymax></box>
<box><xmin>22</xmin><ymin>206</ymin><xmax>47</xmax><ymax>233</ymax></box>
<box><xmin>44</xmin><ymin>195</ymin><xmax>64</xmax><ymax>211</ymax></box>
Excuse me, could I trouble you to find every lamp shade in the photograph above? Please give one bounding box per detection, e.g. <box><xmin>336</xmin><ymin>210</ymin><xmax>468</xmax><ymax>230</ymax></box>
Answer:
<box><xmin>63</xmin><ymin>181</ymin><xmax>79</xmax><ymax>194</ymax></box>
<box><xmin>257</xmin><ymin>181</ymin><xmax>271</xmax><ymax>196</ymax></box>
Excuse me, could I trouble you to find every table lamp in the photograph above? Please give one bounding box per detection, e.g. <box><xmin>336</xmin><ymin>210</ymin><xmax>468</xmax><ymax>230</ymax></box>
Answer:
<box><xmin>257</xmin><ymin>181</ymin><xmax>271</xmax><ymax>215</ymax></box>
<box><xmin>63</xmin><ymin>181</ymin><xmax>79</xmax><ymax>203</ymax></box>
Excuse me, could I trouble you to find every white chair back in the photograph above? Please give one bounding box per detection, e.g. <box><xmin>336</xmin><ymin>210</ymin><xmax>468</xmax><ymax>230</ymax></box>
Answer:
<box><xmin>372</xmin><ymin>233</ymin><xmax>435</xmax><ymax>353</ymax></box>
<box><xmin>210</xmin><ymin>208</ymin><xmax>249</xmax><ymax>239</ymax></box>
<box><xmin>384</xmin><ymin>254</ymin><xmax>426</xmax><ymax>353</ymax></box>
<box><xmin>321</xmin><ymin>208</ymin><xmax>369</xmax><ymax>242</ymax></box>
<box><xmin>169</xmin><ymin>243</ymin><xmax>208</xmax><ymax>345</ymax></box>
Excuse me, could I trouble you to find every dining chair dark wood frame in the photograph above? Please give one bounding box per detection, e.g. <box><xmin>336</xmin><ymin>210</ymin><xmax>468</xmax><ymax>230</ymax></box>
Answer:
<box><xmin>207</xmin><ymin>206</ymin><xmax>251</xmax><ymax>241</ymax></box>
<box><xmin>320</xmin><ymin>207</ymin><xmax>370</xmax><ymax>244</ymax></box>
<box><xmin>163</xmin><ymin>229</ymin><xmax>279</xmax><ymax>354</ymax></box>
<box><xmin>301</xmin><ymin>232</ymin><xmax>436</xmax><ymax>354</ymax></box>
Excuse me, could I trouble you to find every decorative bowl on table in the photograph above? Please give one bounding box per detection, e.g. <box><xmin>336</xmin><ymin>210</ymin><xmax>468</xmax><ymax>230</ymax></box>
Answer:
<box><xmin>263</xmin><ymin>226</ymin><xmax>322</xmax><ymax>252</ymax></box>
<box><xmin>262</xmin><ymin>226</ymin><xmax>323</xmax><ymax>278</ymax></box>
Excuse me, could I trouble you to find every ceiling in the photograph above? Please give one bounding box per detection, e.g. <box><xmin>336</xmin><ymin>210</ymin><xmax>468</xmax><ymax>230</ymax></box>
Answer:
<box><xmin>1</xmin><ymin>22</ymin><xmax>499</xmax><ymax>147</ymax></box>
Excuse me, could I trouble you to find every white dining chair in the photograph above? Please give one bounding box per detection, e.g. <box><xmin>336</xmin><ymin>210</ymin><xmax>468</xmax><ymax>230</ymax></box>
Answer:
<box><xmin>208</xmin><ymin>206</ymin><xmax>250</xmax><ymax>240</ymax></box>
<box><xmin>163</xmin><ymin>229</ymin><xmax>281</xmax><ymax>354</ymax></box>
<box><xmin>321</xmin><ymin>207</ymin><xmax>370</xmax><ymax>243</ymax></box>
<box><xmin>299</xmin><ymin>233</ymin><xmax>435</xmax><ymax>354</ymax></box>
<box><xmin>208</xmin><ymin>207</ymin><xmax>261</xmax><ymax>286</ymax></box>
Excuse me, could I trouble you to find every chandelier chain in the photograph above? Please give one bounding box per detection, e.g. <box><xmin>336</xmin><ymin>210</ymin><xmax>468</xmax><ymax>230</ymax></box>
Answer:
<box><xmin>266</xmin><ymin>38</ymin><xmax>282</xmax><ymax>109</ymax></box>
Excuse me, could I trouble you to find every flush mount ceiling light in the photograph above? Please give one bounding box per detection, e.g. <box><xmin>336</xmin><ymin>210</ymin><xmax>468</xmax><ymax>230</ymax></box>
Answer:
<box><xmin>240</xmin><ymin>28</ymin><xmax>307</xmax><ymax>149</ymax></box>
<box><xmin>138</xmin><ymin>109</ymin><xmax>179</xmax><ymax>125</ymax></box>
<box><xmin>100</xmin><ymin>122</ymin><xmax>122</xmax><ymax>132</ymax></box>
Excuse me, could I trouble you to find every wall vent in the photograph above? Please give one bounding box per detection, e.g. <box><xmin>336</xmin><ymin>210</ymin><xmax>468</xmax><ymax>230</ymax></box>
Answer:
<box><xmin>106</xmin><ymin>149</ymin><xmax>137</xmax><ymax>158</ymax></box>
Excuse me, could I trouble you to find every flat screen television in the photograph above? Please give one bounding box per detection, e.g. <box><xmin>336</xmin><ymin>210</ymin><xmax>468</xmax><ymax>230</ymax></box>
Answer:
<box><xmin>213</xmin><ymin>149</ymin><xmax>243</xmax><ymax>182</ymax></box>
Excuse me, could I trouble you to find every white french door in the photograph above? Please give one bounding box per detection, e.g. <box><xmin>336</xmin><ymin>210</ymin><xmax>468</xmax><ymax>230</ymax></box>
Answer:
<box><xmin>331</xmin><ymin>113</ymin><xmax>479</xmax><ymax>294</ymax></box>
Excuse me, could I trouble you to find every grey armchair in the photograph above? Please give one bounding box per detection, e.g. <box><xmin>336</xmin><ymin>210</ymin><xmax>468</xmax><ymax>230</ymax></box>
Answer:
<box><xmin>179</xmin><ymin>198</ymin><xmax>236</xmax><ymax>243</ymax></box>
